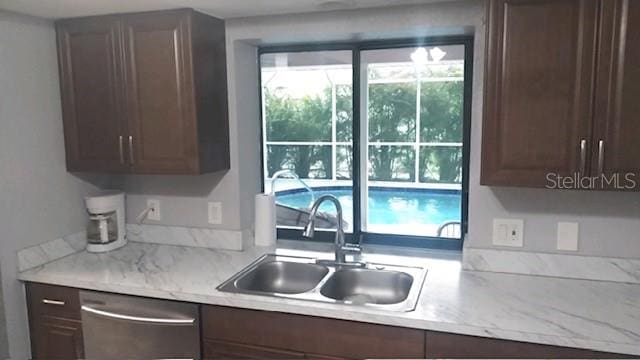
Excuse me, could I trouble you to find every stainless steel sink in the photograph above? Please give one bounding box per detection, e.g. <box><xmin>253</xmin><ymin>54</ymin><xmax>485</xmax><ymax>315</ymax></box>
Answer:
<box><xmin>217</xmin><ymin>254</ymin><xmax>427</xmax><ymax>312</ymax></box>
<box><xmin>235</xmin><ymin>261</ymin><xmax>329</xmax><ymax>294</ymax></box>
<box><xmin>320</xmin><ymin>268</ymin><xmax>413</xmax><ymax>305</ymax></box>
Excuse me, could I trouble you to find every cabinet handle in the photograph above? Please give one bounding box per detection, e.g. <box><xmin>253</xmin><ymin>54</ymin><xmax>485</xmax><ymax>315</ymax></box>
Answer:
<box><xmin>42</xmin><ymin>299</ymin><xmax>66</xmax><ymax>306</ymax></box>
<box><xmin>119</xmin><ymin>136</ymin><xmax>124</xmax><ymax>164</ymax></box>
<box><xmin>579</xmin><ymin>139</ymin><xmax>587</xmax><ymax>174</ymax></box>
<box><xmin>128</xmin><ymin>135</ymin><xmax>134</xmax><ymax>164</ymax></box>
<box><xmin>597</xmin><ymin>139</ymin><xmax>605</xmax><ymax>175</ymax></box>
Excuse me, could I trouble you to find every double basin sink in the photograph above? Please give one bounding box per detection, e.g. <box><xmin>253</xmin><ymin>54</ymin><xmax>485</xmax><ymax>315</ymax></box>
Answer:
<box><xmin>217</xmin><ymin>254</ymin><xmax>427</xmax><ymax>312</ymax></box>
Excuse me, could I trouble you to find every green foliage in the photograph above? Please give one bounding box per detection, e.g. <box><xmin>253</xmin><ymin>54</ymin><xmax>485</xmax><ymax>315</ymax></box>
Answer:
<box><xmin>266</xmin><ymin>88</ymin><xmax>331</xmax><ymax>142</ymax></box>
<box><xmin>419</xmin><ymin>146</ymin><xmax>463</xmax><ymax>183</ymax></box>
<box><xmin>368</xmin><ymin>83</ymin><xmax>417</xmax><ymax>142</ymax></box>
<box><xmin>264</xmin><ymin>79</ymin><xmax>463</xmax><ymax>184</ymax></box>
<box><xmin>420</xmin><ymin>81</ymin><xmax>463</xmax><ymax>142</ymax></box>
<box><xmin>367</xmin><ymin>83</ymin><xmax>417</xmax><ymax>181</ymax></box>
<box><xmin>420</xmin><ymin>81</ymin><xmax>464</xmax><ymax>183</ymax></box>
<box><xmin>265</xmin><ymin>88</ymin><xmax>333</xmax><ymax>178</ymax></box>
<box><xmin>335</xmin><ymin>85</ymin><xmax>352</xmax><ymax>142</ymax></box>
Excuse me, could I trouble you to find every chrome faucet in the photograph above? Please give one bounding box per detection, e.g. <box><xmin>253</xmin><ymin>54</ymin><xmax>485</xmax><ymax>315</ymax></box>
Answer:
<box><xmin>303</xmin><ymin>194</ymin><xmax>362</xmax><ymax>265</ymax></box>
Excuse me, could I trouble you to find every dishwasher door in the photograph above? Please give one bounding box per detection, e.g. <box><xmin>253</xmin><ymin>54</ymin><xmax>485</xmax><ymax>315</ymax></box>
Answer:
<box><xmin>79</xmin><ymin>290</ymin><xmax>200</xmax><ymax>359</ymax></box>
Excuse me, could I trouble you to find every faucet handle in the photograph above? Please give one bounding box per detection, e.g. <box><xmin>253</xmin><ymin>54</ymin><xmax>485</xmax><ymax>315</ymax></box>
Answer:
<box><xmin>341</xmin><ymin>243</ymin><xmax>362</xmax><ymax>254</ymax></box>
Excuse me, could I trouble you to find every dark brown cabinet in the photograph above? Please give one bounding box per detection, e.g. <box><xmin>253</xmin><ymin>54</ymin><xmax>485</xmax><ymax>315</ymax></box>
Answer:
<box><xmin>204</xmin><ymin>339</ymin><xmax>306</xmax><ymax>359</ymax></box>
<box><xmin>33</xmin><ymin>317</ymin><xmax>84</xmax><ymax>360</ymax></box>
<box><xmin>56</xmin><ymin>9</ymin><xmax>229</xmax><ymax>175</ymax></box>
<box><xmin>481</xmin><ymin>0</ymin><xmax>640</xmax><ymax>189</ymax></box>
<box><xmin>25</xmin><ymin>283</ymin><xmax>633</xmax><ymax>359</ymax></box>
<box><xmin>56</xmin><ymin>16</ymin><xmax>127</xmax><ymax>173</ymax></box>
<box><xmin>201</xmin><ymin>305</ymin><xmax>425</xmax><ymax>359</ymax></box>
<box><xmin>26</xmin><ymin>283</ymin><xmax>84</xmax><ymax>359</ymax></box>
<box><xmin>592</xmin><ymin>0</ymin><xmax>640</xmax><ymax>187</ymax></box>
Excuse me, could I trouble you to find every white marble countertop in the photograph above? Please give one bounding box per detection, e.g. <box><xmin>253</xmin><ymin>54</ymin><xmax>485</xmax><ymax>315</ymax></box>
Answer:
<box><xmin>18</xmin><ymin>240</ymin><xmax>640</xmax><ymax>355</ymax></box>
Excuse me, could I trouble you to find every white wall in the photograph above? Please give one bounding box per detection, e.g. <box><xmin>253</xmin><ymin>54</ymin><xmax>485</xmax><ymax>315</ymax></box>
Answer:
<box><xmin>115</xmin><ymin>0</ymin><xmax>639</xmax><ymax>257</ymax></box>
<box><xmin>0</xmin><ymin>265</ymin><xmax>8</xmax><ymax>360</ymax></box>
<box><xmin>0</xmin><ymin>11</ymin><xmax>102</xmax><ymax>359</ymax></box>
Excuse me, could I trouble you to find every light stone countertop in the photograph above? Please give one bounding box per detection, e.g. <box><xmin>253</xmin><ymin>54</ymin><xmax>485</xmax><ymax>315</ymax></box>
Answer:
<box><xmin>18</xmin><ymin>240</ymin><xmax>640</xmax><ymax>356</ymax></box>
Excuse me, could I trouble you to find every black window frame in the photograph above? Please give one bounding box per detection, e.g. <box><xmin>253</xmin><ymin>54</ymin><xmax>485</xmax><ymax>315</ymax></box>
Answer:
<box><xmin>258</xmin><ymin>36</ymin><xmax>473</xmax><ymax>251</ymax></box>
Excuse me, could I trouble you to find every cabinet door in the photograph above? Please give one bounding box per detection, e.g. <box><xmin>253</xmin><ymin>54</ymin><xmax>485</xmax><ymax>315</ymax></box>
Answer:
<box><xmin>202</xmin><ymin>305</ymin><xmax>425</xmax><ymax>359</ymax></box>
<box><xmin>121</xmin><ymin>10</ymin><xmax>200</xmax><ymax>174</ymax></box>
<box><xmin>32</xmin><ymin>316</ymin><xmax>83</xmax><ymax>360</ymax></box>
<box><xmin>56</xmin><ymin>16</ymin><xmax>128</xmax><ymax>172</ymax></box>
<box><xmin>481</xmin><ymin>0</ymin><xmax>598</xmax><ymax>187</ymax></box>
<box><xmin>204</xmin><ymin>339</ymin><xmax>305</xmax><ymax>359</ymax></box>
<box><xmin>592</xmin><ymin>0</ymin><xmax>640</xmax><ymax>190</ymax></box>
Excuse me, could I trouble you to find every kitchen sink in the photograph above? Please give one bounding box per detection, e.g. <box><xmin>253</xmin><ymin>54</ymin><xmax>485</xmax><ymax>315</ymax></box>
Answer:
<box><xmin>217</xmin><ymin>254</ymin><xmax>427</xmax><ymax>312</ymax></box>
<box><xmin>235</xmin><ymin>261</ymin><xmax>329</xmax><ymax>294</ymax></box>
<box><xmin>320</xmin><ymin>268</ymin><xmax>413</xmax><ymax>305</ymax></box>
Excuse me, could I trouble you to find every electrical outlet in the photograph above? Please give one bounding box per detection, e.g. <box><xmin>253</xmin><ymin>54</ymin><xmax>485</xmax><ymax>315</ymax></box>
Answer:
<box><xmin>147</xmin><ymin>199</ymin><xmax>161</xmax><ymax>221</ymax></box>
<box><xmin>557</xmin><ymin>222</ymin><xmax>579</xmax><ymax>251</ymax></box>
<box><xmin>208</xmin><ymin>202</ymin><xmax>222</xmax><ymax>224</ymax></box>
<box><xmin>492</xmin><ymin>218</ymin><xmax>524</xmax><ymax>247</ymax></box>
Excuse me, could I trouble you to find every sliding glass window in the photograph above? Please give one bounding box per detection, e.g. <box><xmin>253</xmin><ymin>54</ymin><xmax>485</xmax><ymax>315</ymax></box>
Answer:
<box><xmin>261</xmin><ymin>51</ymin><xmax>354</xmax><ymax>233</ymax></box>
<box><xmin>260</xmin><ymin>39</ymin><xmax>471</xmax><ymax>249</ymax></box>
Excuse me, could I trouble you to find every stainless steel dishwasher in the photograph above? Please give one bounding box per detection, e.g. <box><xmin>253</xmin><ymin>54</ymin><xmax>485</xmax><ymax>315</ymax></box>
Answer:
<box><xmin>79</xmin><ymin>290</ymin><xmax>200</xmax><ymax>359</ymax></box>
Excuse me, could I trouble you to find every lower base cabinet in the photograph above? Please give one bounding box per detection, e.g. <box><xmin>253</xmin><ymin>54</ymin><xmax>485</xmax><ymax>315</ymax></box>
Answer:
<box><xmin>202</xmin><ymin>305</ymin><xmax>424</xmax><ymax>359</ymax></box>
<box><xmin>26</xmin><ymin>283</ymin><xmax>84</xmax><ymax>360</ymax></box>
<box><xmin>204</xmin><ymin>340</ymin><xmax>306</xmax><ymax>359</ymax></box>
<box><xmin>33</xmin><ymin>317</ymin><xmax>83</xmax><ymax>360</ymax></box>
<box><xmin>202</xmin><ymin>306</ymin><xmax>632</xmax><ymax>360</ymax></box>
<box><xmin>25</xmin><ymin>283</ymin><xmax>633</xmax><ymax>359</ymax></box>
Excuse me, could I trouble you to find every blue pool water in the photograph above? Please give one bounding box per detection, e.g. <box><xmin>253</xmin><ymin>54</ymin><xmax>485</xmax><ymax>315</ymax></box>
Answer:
<box><xmin>276</xmin><ymin>187</ymin><xmax>461</xmax><ymax>230</ymax></box>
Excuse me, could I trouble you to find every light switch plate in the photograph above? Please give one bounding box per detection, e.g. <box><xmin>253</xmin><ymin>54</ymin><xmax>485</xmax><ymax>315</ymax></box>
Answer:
<box><xmin>557</xmin><ymin>222</ymin><xmax>579</xmax><ymax>251</ymax></box>
<box><xmin>208</xmin><ymin>202</ymin><xmax>222</xmax><ymax>224</ymax></box>
<box><xmin>492</xmin><ymin>218</ymin><xmax>524</xmax><ymax>247</ymax></box>
<box><xmin>147</xmin><ymin>199</ymin><xmax>161</xmax><ymax>221</ymax></box>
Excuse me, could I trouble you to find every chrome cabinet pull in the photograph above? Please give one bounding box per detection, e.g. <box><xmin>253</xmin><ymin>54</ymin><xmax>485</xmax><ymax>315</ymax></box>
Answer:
<box><xmin>42</xmin><ymin>299</ymin><xmax>66</xmax><ymax>306</ymax></box>
<box><xmin>597</xmin><ymin>139</ymin><xmax>605</xmax><ymax>175</ymax></box>
<box><xmin>579</xmin><ymin>139</ymin><xmax>587</xmax><ymax>174</ymax></box>
<box><xmin>81</xmin><ymin>305</ymin><xmax>195</xmax><ymax>325</ymax></box>
<box><xmin>118</xmin><ymin>135</ymin><xmax>124</xmax><ymax>164</ymax></box>
<box><xmin>128</xmin><ymin>135</ymin><xmax>134</xmax><ymax>164</ymax></box>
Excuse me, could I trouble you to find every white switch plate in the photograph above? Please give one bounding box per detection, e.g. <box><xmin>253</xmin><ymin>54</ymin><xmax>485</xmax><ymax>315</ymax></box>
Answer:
<box><xmin>557</xmin><ymin>222</ymin><xmax>579</xmax><ymax>251</ymax></box>
<box><xmin>147</xmin><ymin>199</ymin><xmax>161</xmax><ymax>221</ymax></box>
<box><xmin>208</xmin><ymin>202</ymin><xmax>222</xmax><ymax>224</ymax></box>
<box><xmin>492</xmin><ymin>218</ymin><xmax>524</xmax><ymax>247</ymax></box>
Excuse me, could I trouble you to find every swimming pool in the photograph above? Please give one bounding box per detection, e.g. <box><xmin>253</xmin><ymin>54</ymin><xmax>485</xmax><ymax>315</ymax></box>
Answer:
<box><xmin>275</xmin><ymin>187</ymin><xmax>461</xmax><ymax>236</ymax></box>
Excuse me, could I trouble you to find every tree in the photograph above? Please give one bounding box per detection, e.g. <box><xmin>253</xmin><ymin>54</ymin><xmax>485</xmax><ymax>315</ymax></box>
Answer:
<box><xmin>264</xmin><ymin>77</ymin><xmax>463</xmax><ymax>184</ymax></box>
<box><xmin>265</xmin><ymin>88</ymin><xmax>332</xmax><ymax>178</ymax></box>
<box><xmin>419</xmin><ymin>81</ymin><xmax>464</xmax><ymax>183</ymax></box>
<box><xmin>367</xmin><ymin>83</ymin><xmax>417</xmax><ymax>181</ymax></box>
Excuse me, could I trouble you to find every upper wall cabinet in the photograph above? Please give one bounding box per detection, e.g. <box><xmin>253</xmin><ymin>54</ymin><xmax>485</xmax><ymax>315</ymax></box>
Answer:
<box><xmin>56</xmin><ymin>9</ymin><xmax>229</xmax><ymax>174</ymax></box>
<box><xmin>56</xmin><ymin>15</ymin><xmax>127</xmax><ymax>173</ymax></box>
<box><xmin>592</xmin><ymin>0</ymin><xmax>640</xmax><ymax>189</ymax></box>
<box><xmin>481</xmin><ymin>0</ymin><xmax>639</xmax><ymax>190</ymax></box>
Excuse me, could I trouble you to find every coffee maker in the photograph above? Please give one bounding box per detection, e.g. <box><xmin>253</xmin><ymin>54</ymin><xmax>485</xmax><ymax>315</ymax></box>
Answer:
<box><xmin>84</xmin><ymin>191</ymin><xmax>127</xmax><ymax>253</ymax></box>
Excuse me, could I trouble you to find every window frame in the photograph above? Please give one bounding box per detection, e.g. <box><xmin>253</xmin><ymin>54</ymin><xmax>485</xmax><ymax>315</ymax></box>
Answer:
<box><xmin>258</xmin><ymin>36</ymin><xmax>473</xmax><ymax>251</ymax></box>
